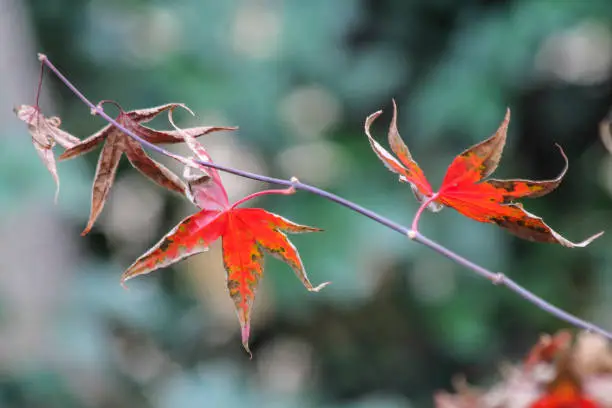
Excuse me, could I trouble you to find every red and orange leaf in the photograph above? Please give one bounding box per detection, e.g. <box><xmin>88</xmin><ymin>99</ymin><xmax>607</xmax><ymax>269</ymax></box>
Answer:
<box><xmin>365</xmin><ymin>102</ymin><xmax>603</xmax><ymax>247</ymax></box>
<box><xmin>122</xmin><ymin>195</ymin><xmax>327</xmax><ymax>355</ymax></box>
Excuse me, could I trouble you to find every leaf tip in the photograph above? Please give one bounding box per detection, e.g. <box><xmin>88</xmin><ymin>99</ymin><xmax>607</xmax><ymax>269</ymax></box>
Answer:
<box><xmin>582</xmin><ymin>230</ymin><xmax>605</xmax><ymax>246</ymax></box>
<box><xmin>390</xmin><ymin>98</ymin><xmax>398</xmax><ymax>122</ymax></box>
<box><xmin>309</xmin><ymin>281</ymin><xmax>331</xmax><ymax>292</ymax></box>
<box><xmin>81</xmin><ymin>218</ymin><xmax>97</xmax><ymax>236</ymax></box>
<box><xmin>364</xmin><ymin>110</ymin><xmax>384</xmax><ymax>135</ymax></box>
<box><xmin>241</xmin><ymin>324</ymin><xmax>252</xmax><ymax>358</ymax></box>
<box><xmin>172</xmin><ymin>103</ymin><xmax>195</xmax><ymax>117</ymax></box>
<box><xmin>561</xmin><ymin>230</ymin><xmax>605</xmax><ymax>248</ymax></box>
<box><xmin>120</xmin><ymin>277</ymin><xmax>131</xmax><ymax>291</ymax></box>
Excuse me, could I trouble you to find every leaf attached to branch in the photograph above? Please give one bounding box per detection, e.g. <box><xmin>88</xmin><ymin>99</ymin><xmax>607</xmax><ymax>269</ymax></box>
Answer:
<box><xmin>365</xmin><ymin>100</ymin><xmax>603</xmax><ymax>247</ymax></box>
<box><xmin>58</xmin><ymin>101</ymin><xmax>235</xmax><ymax>235</ymax></box>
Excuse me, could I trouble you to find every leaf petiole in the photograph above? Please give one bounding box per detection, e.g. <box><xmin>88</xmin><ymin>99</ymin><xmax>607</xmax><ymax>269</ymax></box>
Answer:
<box><xmin>411</xmin><ymin>192</ymin><xmax>440</xmax><ymax>233</ymax></box>
<box><xmin>230</xmin><ymin>187</ymin><xmax>296</xmax><ymax>210</ymax></box>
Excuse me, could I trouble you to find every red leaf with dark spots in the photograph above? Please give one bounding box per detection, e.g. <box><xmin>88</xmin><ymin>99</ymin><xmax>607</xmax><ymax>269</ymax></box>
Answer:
<box><xmin>121</xmin><ymin>189</ymin><xmax>329</xmax><ymax>355</ymax></box>
<box><xmin>365</xmin><ymin>100</ymin><xmax>603</xmax><ymax>247</ymax></box>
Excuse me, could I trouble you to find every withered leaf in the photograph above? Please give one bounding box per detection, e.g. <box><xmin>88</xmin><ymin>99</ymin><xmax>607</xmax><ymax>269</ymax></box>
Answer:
<box><xmin>14</xmin><ymin>104</ymin><xmax>80</xmax><ymax>202</ymax></box>
<box><xmin>59</xmin><ymin>101</ymin><xmax>235</xmax><ymax>235</ymax></box>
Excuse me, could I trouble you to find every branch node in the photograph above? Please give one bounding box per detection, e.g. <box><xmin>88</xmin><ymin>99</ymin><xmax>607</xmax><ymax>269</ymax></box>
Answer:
<box><xmin>492</xmin><ymin>272</ymin><xmax>505</xmax><ymax>285</ymax></box>
<box><xmin>407</xmin><ymin>230</ymin><xmax>417</xmax><ymax>240</ymax></box>
<box><xmin>290</xmin><ymin>176</ymin><xmax>300</xmax><ymax>185</ymax></box>
<box><xmin>37</xmin><ymin>53</ymin><xmax>47</xmax><ymax>62</ymax></box>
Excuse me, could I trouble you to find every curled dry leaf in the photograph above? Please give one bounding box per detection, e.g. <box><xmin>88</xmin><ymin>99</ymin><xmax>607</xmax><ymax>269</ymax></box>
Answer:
<box><xmin>365</xmin><ymin>100</ymin><xmax>603</xmax><ymax>247</ymax></box>
<box><xmin>58</xmin><ymin>101</ymin><xmax>236</xmax><ymax>235</ymax></box>
<box><xmin>14</xmin><ymin>105</ymin><xmax>81</xmax><ymax>202</ymax></box>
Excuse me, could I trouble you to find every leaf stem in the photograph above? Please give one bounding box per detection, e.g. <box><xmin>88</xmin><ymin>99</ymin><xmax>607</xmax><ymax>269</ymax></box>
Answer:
<box><xmin>231</xmin><ymin>187</ymin><xmax>296</xmax><ymax>209</ymax></box>
<box><xmin>34</xmin><ymin>57</ymin><xmax>44</xmax><ymax>108</ymax></box>
<box><xmin>38</xmin><ymin>54</ymin><xmax>612</xmax><ymax>340</ymax></box>
<box><xmin>411</xmin><ymin>192</ymin><xmax>440</xmax><ymax>232</ymax></box>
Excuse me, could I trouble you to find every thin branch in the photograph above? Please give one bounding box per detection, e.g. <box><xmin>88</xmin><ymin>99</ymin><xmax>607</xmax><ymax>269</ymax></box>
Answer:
<box><xmin>37</xmin><ymin>53</ymin><xmax>612</xmax><ymax>340</ymax></box>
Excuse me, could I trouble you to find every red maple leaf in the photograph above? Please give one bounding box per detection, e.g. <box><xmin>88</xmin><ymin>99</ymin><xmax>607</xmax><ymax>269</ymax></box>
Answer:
<box><xmin>365</xmin><ymin>100</ymin><xmax>603</xmax><ymax>247</ymax></box>
<box><xmin>121</xmin><ymin>140</ymin><xmax>329</xmax><ymax>354</ymax></box>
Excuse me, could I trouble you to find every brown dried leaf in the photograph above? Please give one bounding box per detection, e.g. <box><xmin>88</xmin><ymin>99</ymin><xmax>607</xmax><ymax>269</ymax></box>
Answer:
<box><xmin>14</xmin><ymin>105</ymin><xmax>80</xmax><ymax>202</ymax></box>
<box><xmin>58</xmin><ymin>101</ymin><xmax>235</xmax><ymax>235</ymax></box>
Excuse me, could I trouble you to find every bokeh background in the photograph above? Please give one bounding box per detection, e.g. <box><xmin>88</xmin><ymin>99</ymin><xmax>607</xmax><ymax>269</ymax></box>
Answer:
<box><xmin>2</xmin><ymin>0</ymin><xmax>612</xmax><ymax>407</ymax></box>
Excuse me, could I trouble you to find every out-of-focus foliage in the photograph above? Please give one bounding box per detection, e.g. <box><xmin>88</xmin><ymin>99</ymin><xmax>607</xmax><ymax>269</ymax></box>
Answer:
<box><xmin>436</xmin><ymin>331</ymin><xmax>612</xmax><ymax>407</ymax></box>
<box><xmin>1</xmin><ymin>0</ymin><xmax>612</xmax><ymax>407</ymax></box>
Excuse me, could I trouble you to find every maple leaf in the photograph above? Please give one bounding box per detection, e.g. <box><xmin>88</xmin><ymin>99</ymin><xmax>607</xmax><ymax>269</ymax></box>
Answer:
<box><xmin>14</xmin><ymin>104</ymin><xmax>81</xmax><ymax>202</ymax></box>
<box><xmin>120</xmin><ymin>138</ymin><xmax>329</xmax><ymax>354</ymax></box>
<box><xmin>58</xmin><ymin>101</ymin><xmax>235</xmax><ymax>235</ymax></box>
<box><xmin>365</xmin><ymin>100</ymin><xmax>603</xmax><ymax>247</ymax></box>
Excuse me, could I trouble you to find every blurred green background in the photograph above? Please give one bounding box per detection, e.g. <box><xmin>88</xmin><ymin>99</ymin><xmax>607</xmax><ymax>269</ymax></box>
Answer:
<box><xmin>2</xmin><ymin>0</ymin><xmax>612</xmax><ymax>407</ymax></box>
